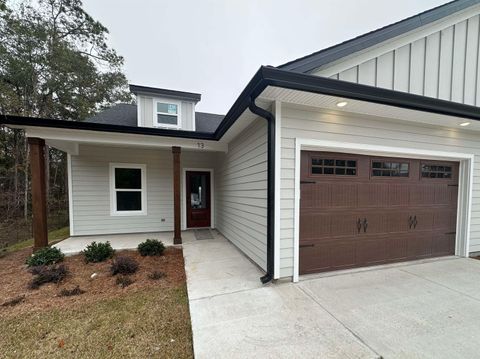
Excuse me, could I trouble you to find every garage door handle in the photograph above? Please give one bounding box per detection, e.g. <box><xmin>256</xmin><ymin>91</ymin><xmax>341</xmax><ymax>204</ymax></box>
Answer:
<box><xmin>363</xmin><ymin>218</ymin><xmax>368</xmax><ymax>233</ymax></box>
<box><xmin>357</xmin><ymin>218</ymin><xmax>362</xmax><ymax>233</ymax></box>
<box><xmin>413</xmin><ymin>215</ymin><xmax>418</xmax><ymax>229</ymax></box>
<box><xmin>299</xmin><ymin>244</ymin><xmax>314</xmax><ymax>248</ymax></box>
<box><xmin>408</xmin><ymin>215</ymin><xmax>413</xmax><ymax>229</ymax></box>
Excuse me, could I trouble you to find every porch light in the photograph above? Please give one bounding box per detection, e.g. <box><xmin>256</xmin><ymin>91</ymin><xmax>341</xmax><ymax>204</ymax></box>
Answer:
<box><xmin>460</xmin><ymin>122</ymin><xmax>471</xmax><ymax>127</ymax></box>
<box><xmin>336</xmin><ymin>101</ymin><xmax>348</xmax><ymax>108</ymax></box>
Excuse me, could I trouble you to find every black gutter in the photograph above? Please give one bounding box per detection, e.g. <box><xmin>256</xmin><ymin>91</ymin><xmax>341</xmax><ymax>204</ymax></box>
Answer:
<box><xmin>248</xmin><ymin>98</ymin><xmax>275</xmax><ymax>284</ymax></box>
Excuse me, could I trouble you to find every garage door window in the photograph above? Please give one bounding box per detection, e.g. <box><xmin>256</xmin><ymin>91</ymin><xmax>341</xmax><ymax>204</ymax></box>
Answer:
<box><xmin>311</xmin><ymin>158</ymin><xmax>357</xmax><ymax>176</ymax></box>
<box><xmin>371</xmin><ymin>161</ymin><xmax>409</xmax><ymax>177</ymax></box>
<box><xmin>421</xmin><ymin>164</ymin><xmax>452</xmax><ymax>179</ymax></box>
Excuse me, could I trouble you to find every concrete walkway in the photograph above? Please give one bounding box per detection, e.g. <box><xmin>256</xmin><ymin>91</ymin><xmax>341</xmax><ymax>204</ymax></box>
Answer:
<box><xmin>54</xmin><ymin>231</ymin><xmax>175</xmax><ymax>255</ymax></box>
<box><xmin>184</xmin><ymin>233</ymin><xmax>480</xmax><ymax>359</ymax></box>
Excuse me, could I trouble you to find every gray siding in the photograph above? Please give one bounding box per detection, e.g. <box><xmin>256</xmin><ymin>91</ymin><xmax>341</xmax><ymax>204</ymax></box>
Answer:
<box><xmin>215</xmin><ymin>118</ymin><xmax>268</xmax><ymax>270</ymax></box>
<box><xmin>279</xmin><ymin>104</ymin><xmax>480</xmax><ymax>278</ymax></box>
<box><xmin>137</xmin><ymin>94</ymin><xmax>195</xmax><ymax>130</ymax></box>
<box><xmin>314</xmin><ymin>14</ymin><xmax>480</xmax><ymax>106</ymax></box>
<box><xmin>70</xmin><ymin>144</ymin><xmax>216</xmax><ymax>235</ymax></box>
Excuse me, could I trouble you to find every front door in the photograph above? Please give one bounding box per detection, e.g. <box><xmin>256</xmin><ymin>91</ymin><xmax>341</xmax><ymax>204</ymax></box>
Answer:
<box><xmin>186</xmin><ymin>171</ymin><xmax>211</xmax><ymax>228</ymax></box>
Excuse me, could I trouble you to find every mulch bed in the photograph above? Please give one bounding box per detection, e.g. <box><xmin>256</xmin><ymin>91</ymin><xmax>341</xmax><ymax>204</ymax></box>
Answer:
<box><xmin>0</xmin><ymin>247</ymin><xmax>185</xmax><ymax>317</ymax></box>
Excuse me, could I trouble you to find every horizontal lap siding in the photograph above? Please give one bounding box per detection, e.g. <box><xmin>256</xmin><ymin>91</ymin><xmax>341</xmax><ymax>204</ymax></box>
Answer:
<box><xmin>71</xmin><ymin>145</ymin><xmax>217</xmax><ymax>235</ymax></box>
<box><xmin>280</xmin><ymin>105</ymin><xmax>480</xmax><ymax>277</ymax></box>
<box><xmin>215</xmin><ymin>118</ymin><xmax>268</xmax><ymax>270</ymax></box>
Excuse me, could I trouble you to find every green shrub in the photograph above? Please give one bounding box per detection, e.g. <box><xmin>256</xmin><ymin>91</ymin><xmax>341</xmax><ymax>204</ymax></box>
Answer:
<box><xmin>28</xmin><ymin>264</ymin><xmax>69</xmax><ymax>289</ymax></box>
<box><xmin>110</xmin><ymin>256</ymin><xmax>139</xmax><ymax>275</ymax></box>
<box><xmin>137</xmin><ymin>239</ymin><xmax>165</xmax><ymax>256</ymax></box>
<box><xmin>26</xmin><ymin>247</ymin><xmax>64</xmax><ymax>267</ymax></box>
<box><xmin>82</xmin><ymin>241</ymin><xmax>114</xmax><ymax>263</ymax></box>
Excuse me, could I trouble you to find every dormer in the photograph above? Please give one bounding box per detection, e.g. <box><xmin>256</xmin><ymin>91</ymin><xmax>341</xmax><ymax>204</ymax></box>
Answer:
<box><xmin>130</xmin><ymin>85</ymin><xmax>201</xmax><ymax>131</ymax></box>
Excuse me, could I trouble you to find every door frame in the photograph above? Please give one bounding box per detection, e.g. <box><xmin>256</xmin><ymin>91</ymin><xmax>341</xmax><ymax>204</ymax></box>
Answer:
<box><xmin>293</xmin><ymin>138</ymin><xmax>474</xmax><ymax>282</ymax></box>
<box><xmin>182</xmin><ymin>168</ymin><xmax>215</xmax><ymax>230</ymax></box>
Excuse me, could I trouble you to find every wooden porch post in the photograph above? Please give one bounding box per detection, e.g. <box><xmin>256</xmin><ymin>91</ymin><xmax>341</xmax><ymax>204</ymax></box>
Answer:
<box><xmin>172</xmin><ymin>146</ymin><xmax>182</xmax><ymax>244</ymax></box>
<box><xmin>28</xmin><ymin>137</ymin><xmax>48</xmax><ymax>250</ymax></box>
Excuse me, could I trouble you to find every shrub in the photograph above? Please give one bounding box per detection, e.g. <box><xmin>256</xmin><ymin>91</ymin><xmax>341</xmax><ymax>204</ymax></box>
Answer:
<box><xmin>82</xmin><ymin>241</ymin><xmax>114</xmax><ymax>263</ymax></box>
<box><xmin>110</xmin><ymin>256</ymin><xmax>139</xmax><ymax>275</ymax></box>
<box><xmin>116</xmin><ymin>275</ymin><xmax>133</xmax><ymax>288</ymax></box>
<box><xmin>28</xmin><ymin>264</ymin><xmax>69</xmax><ymax>289</ymax></box>
<box><xmin>26</xmin><ymin>247</ymin><xmax>64</xmax><ymax>267</ymax></box>
<box><xmin>137</xmin><ymin>239</ymin><xmax>165</xmax><ymax>256</ymax></box>
<box><xmin>148</xmin><ymin>271</ymin><xmax>166</xmax><ymax>280</ymax></box>
<box><xmin>59</xmin><ymin>285</ymin><xmax>85</xmax><ymax>297</ymax></box>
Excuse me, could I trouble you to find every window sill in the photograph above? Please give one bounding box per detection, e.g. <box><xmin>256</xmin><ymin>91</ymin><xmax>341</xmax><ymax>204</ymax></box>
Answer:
<box><xmin>110</xmin><ymin>211</ymin><xmax>147</xmax><ymax>217</ymax></box>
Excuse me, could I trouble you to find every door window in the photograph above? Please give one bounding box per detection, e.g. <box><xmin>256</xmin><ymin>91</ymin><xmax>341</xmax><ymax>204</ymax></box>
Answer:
<box><xmin>190</xmin><ymin>173</ymin><xmax>208</xmax><ymax>209</ymax></box>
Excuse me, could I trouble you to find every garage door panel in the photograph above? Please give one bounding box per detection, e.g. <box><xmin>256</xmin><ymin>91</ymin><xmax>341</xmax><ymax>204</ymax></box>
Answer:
<box><xmin>300</xmin><ymin>151</ymin><xmax>458</xmax><ymax>275</ymax></box>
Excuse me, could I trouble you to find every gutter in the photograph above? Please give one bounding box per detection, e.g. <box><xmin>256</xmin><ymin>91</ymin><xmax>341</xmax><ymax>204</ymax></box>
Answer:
<box><xmin>248</xmin><ymin>98</ymin><xmax>275</xmax><ymax>284</ymax></box>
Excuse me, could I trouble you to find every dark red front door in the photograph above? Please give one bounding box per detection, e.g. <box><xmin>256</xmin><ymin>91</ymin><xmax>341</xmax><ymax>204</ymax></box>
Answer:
<box><xmin>186</xmin><ymin>171</ymin><xmax>211</xmax><ymax>228</ymax></box>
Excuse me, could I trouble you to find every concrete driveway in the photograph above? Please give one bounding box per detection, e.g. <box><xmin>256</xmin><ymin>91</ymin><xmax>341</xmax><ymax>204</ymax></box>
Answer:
<box><xmin>184</xmin><ymin>234</ymin><xmax>480</xmax><ymax>358</ymax></box>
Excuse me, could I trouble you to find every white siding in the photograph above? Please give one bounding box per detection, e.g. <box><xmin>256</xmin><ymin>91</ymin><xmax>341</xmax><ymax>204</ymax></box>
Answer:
<box><xmin>215</xmin><ymin>118</ymin><xmax>268</xmax><ymax>270</ymax></box>
<box><xmin>279</xmin><ymin>104</ymin><xmax>480</xmax><ymax>278</ymax></box>
<box><xmin>70</xmin><ymin>144</ymin><xmax>217</xmax><ymax>235</ymax></box>
<box><xmin>315</xmin><ymin>14</ymin><xmax>480</xmax><ymax>106</ymax></box>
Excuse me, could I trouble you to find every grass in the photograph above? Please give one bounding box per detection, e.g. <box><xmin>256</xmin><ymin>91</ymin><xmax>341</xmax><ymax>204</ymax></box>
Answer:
<box><xmin>0</xmin><ymin>286</ymin><xmax>193</xmax><ymax>358</ymax></box>
<box><xmin>3</xmin><ymin>226</ymin><xmax>70</xmax><ymax>253</ymax></box>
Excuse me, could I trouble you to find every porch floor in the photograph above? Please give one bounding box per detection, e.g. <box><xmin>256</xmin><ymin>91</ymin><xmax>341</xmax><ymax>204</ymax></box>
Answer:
<box><xmin>53</xmin><ymin>231</ymin><xmax>180</xmax><ymax>255</ymax></box>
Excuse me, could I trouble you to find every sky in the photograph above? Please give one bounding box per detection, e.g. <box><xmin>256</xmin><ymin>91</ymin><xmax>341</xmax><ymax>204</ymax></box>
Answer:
<box><xmin>82</xmin><ymin>0</ymin><xmax>448</xmax><ymax>114</ymax></box>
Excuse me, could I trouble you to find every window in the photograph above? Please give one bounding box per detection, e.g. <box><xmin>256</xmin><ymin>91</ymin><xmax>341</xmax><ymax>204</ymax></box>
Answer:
<box><xmin>372</xmin><ymin>161</ymin><xmax>409</xmax><ymax>177</ymax></box>
<box><xmin>154</xmin><ymin>100</ymin><xmax>181</xmax><ymax>128</ymax></box>
<box><xmin>311</xmin><ymin>158</ymin><xmax>357</xmax><ymax>176</ymax></box>
<box><xmin>421</xmin><ymin>164</ymin><xmax>452</xmax><ymax>179</ymax></box>
<box><xmin>110</xmin><ymin>164</ymin><xmax>146</xmax><ymax>215</ymax></box>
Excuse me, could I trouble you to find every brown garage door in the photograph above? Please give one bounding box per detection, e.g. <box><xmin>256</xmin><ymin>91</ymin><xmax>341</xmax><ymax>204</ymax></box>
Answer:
<box><xmin>300</xmin><ymin>151</ymin><xmax>458</xmax><ymax>275</ymax></box>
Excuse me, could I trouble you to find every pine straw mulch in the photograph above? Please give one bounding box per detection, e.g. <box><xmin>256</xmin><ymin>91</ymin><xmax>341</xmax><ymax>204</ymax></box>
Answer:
<box><xmin>0</xmin><ymin>246</ymin><xmax>186</xmax><ymax>317</ymax></box>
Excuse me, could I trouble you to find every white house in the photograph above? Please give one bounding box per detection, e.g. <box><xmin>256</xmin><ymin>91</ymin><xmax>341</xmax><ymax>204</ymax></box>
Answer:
<box><xmin>4</xmin><ymin>0</ymin><xmax>480</xmax><ymax>283</ymax></box>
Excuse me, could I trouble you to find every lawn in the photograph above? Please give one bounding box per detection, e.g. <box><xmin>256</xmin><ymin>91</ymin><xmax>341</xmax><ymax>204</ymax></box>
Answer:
<box><xmin>2</xmin><ymin>226</ymin><xmax>70</xmax><ymax>253</ymax></box>
<box><xmin>0</xmin><ymin>246</ymin><xmax>193</xmax><ymax>358</ymax></box>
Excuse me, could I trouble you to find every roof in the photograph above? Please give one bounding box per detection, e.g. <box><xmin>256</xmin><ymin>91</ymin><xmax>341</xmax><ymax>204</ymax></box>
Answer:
<box><xmin>85</xmin><ymin>103</ymin><xmax>224</xmax><ymax>133</ymax></box>
<box><xmin>129</xmin><ymin>84</ymin><xmax>201</xmax><ymax>102</ymax></box>
<box><xmin>278</xmin><ymin>0</ymin><xmax>480</xmax><ymax>73</ymax></box>
<box><xmin>4</xmin><ymin>67</ymin><xmax>480</xmax><ymax>141</ymax></box>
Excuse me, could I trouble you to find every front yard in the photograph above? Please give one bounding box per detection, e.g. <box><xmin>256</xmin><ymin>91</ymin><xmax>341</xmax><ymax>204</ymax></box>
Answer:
<box><xmin>0</xmin><ymin>245</ymin><xmax>193</xmax><ymax>358</ymax></box>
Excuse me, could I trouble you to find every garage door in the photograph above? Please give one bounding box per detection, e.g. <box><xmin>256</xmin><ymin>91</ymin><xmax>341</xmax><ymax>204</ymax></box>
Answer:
<box><xmin>300</xmin><ymin>151</ymin><xmax>459</xmax><ymax>275</ymax></box>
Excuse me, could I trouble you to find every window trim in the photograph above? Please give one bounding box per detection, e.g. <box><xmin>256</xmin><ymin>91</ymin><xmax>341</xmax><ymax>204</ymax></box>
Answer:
<box><xmin>153</xmin><ymin>99</ymin><xmax>182</xmax><ymax>129</ymax></box>
<box><xmin>109</xmin><ymin>163</ymin><xmax>147</xmax><ymax>216</ymax></box>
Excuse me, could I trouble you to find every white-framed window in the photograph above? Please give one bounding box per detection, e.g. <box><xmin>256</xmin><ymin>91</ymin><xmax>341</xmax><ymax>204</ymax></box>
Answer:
<box><xmin>154</xmin><ymin>99</ymin><xmax>181</xmax><ymax>129</ymax></box>
<box><xmin>109</xmin><ymin>163</ymin><xmax>147</xmax><ymax>216</ymax></box>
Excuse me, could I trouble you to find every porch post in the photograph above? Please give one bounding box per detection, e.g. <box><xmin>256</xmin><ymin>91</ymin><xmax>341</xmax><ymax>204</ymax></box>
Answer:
<box><xmin>28</xmin><ymin>137</ymin><xmax>48</xmax><ymax>250</ymax></box>
<box><xmin>172</xmin><ymin>146</ymin><xmax>182</xmax><ymax>244</ymax></box>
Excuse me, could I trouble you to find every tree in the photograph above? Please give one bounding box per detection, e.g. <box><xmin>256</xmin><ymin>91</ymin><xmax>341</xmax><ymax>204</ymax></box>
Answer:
<box><xmin>0</xmin><ymin>0</ymin><xmax>132</xmax><ymax>246</ymax></box>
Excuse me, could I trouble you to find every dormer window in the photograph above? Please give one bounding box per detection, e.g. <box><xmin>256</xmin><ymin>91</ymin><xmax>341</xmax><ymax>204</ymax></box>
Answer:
<box><xmin>154</xmin><ymin>100</ymin><xmax>181</xmax><ymax>129</ymax></box>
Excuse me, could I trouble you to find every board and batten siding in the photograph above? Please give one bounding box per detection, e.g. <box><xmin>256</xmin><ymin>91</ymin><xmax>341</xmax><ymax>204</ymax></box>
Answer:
<box><xmin>215</xmin><ymin>118</ymin><xmax>268</xmax><ymax>270</ymax></box>
<box><xmin>137</xmin><ymin>95</ymin><xmax>195</xmax><ymax>130</ymax></box>
<box><xmin>70</xmin><ymin>144</ymin><xmax>217</xmax><ymax>235</ymax></box>
<box><xmin>317</xmin><ymin>14</ymin><xmax>480</xmax><ymax>106</ymax></box>
<box><xmin>279</xmin><ymin>104</ymin><xmax>480</xmax><ymax>278</ymax></box>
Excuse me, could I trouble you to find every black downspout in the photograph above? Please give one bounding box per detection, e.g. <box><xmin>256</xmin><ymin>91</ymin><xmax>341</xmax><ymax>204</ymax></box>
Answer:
<box><xmin>248</xmin><ymin>96</ymin><xmax>275</xmax><ymax>284</ymax></box>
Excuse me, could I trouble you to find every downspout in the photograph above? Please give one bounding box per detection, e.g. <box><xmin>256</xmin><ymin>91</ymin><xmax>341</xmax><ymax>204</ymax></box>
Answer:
<box><xmin>248</xmin><ymin>96</ymin><xmax>275</xmax><ymax>284</ymax></box>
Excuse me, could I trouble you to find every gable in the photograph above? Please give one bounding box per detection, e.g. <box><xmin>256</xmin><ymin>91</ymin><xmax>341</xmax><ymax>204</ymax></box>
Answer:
<box><xmin>311</xmin><ymin>3</ymin><xmax>480</xmax><ymax>106</ymax></box>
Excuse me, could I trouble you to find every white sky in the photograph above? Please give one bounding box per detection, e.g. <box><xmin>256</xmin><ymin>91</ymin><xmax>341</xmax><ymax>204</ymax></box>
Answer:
<box><xmin>82</xmin><ymin>0</ymin><xmax>447</xmax><ymax>114</ymax></box>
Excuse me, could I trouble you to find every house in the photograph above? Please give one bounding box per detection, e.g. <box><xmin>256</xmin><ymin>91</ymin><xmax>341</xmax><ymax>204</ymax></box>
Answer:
<box><xmin>3</xmin><ymin>0</ymin><xmax>480</xmax><ymax>283</ymax></box>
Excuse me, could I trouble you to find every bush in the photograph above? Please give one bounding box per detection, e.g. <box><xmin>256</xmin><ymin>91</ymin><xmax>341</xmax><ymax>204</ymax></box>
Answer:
<box><xmin>110</xmin><ymin>256</ymin><xmax>139</xmax><ymax>275</ymax></box>
<box><xmin>82</xmin><ymin>241</ymin><xmax>114</xmax><ymax>263</ymax></box>
<box><xmin>148</xmin><ymin>271</ymin><xmax>166</xmax><ymax>280</ymax></box>
<box><xmin>137</xmin><ymin>239</ymin><xmax>165</xmax><ymax>256</ymax></box>
<box><xmin>28</xmin><ymin>264</ymin><xmax>69</xmax><ymax>289</ymax></box>
<box><xmin>59</xmin><ymin>285</ymin><xmax>85</xmax><ymax>297</ymax></box>
<box><xmin>26</xmin><ymin>247</ymin><xmax>64</xmax><ymax>267</ymax></box>
<box><xmin>116</xmin><ymin>275</ymin><xmax>133</xmax><ymax>288</ymax></box>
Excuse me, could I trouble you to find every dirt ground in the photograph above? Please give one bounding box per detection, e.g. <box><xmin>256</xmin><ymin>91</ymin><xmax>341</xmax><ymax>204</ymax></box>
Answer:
<box><xmin>0</xmin><ymin>247</ymin><xmax>193</xmax><ymax>358</ymax></box>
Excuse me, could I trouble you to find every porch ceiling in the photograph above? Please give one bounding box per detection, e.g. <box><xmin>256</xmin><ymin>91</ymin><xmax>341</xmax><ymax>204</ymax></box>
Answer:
<box><xmin>259</xmin><ymin>86</ymin><xmax>480</xmax><ymax>132</ymax></box>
